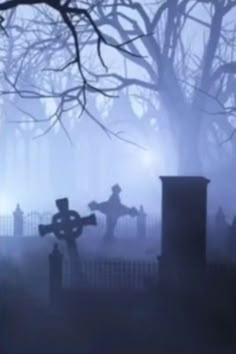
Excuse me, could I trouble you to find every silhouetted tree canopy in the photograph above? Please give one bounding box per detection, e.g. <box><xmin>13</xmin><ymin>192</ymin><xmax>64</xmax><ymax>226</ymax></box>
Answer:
<box><xmin>1</xmin><ymin>1</ymin><xmax>236</xmax><ymax>171</ymax></box>
<box><xmin>90</xmin><ymin>0</ymin><xmax>236</xmax><ymax>172</ymax></box>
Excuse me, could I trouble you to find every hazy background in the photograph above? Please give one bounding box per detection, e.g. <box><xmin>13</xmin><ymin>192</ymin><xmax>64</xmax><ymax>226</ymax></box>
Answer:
<box><xmin>0</xmin><ymin>2</ymin><xmax>235</xmax><ymax>220</ymax></box>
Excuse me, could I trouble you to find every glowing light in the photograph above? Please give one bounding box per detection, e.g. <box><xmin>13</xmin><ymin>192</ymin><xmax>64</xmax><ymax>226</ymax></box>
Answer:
<box><xmin>0</xmin><ymin>195</ymin><xmax>14</xmax><ymax>214</ymax></box>
<box><xmin>140</xmin><ymin>150</ymin><xmax>156</xmax><ymax>169</ymax></box>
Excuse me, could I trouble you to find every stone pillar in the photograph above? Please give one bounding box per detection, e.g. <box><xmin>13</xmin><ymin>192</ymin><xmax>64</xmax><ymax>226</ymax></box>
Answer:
<box><xmin>158</xmin><ymin>176</ymin><xmax>209</xmax><ymax>293</ymax></box>
<box><xmin>13</xmin><ymin>204</ymin><xmax>24</xmax><ymax>236</ymax></box>
<box><xmin>49</xmin><ymin>243</ymin><xmax>63</xmax><ymax>305</ymax></box>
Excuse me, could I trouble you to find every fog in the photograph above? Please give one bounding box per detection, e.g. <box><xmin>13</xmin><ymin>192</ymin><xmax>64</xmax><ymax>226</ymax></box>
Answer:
<box><xmin>0</xmin><ymin>92</ymin><xmax>173</xmax><ymax>215</ymax></box>
<box><xmin>0</xmin><ymin>3</ymin><xmax>235</xmax><ymax>219</ymax></box>
<box><xmin>1</xmin><ymin>3</ymin><xmax>236</xmax><ymax>353</ymax></box>
<box><xmin>0</xmin><ymin>91</ymin><xmax>235</xmax><ymax>219</ymax></box>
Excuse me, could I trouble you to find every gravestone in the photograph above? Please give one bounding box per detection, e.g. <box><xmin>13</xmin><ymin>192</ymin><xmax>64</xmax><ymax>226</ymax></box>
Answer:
<box><xmin>158</xmin><ymin>176</ymin><xmax>209</xmax><ymax>293</ymax></box>
<box><xmin>49</xmin><ymin>243</ymin><xmax>63</xmax><ymax>305</ymax></box>
<box><xmin>228</xmin><ymin>216</ymin><xmax>236</xmax><ymax>262</ymax></box>
<box><xmin>215</xmin><ymin>207</ymin><xmax>226</xmax><ymax>227</ymax></box>
<box><xmin>13</xmin><ymin>204</ymin><xmax>24</xmax><ymax>236</ymax></box>
<box><xmin>88</xmin><ymin>184</ymin><xmax>138</xmax><ymax>241</ymax></box>
<box><xmin>215</xmin><ymin>207</ymin><xmax>230</xmax><ymax>261</ymax></box>
<box><xmin>137</xmin><ymin>205</ymin><xmax>147</xmax><ymax>239</ymax></box>
<box><xmin>39</xmin><ymin>198</ymin><xmax>97</xmax><ymax>286</ymax></box>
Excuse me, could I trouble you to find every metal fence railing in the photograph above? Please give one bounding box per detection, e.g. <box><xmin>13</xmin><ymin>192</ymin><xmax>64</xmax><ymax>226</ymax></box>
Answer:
<box><xmin>0</xmin><ymin>212</ymin><xmax>52</xmax><ymax>237</ymax></box>
<box><xmin>63</xmin><ymin>256</ymin><xmax>159</xmax><ymax>290</ymax></box>
<box><xmin>0</xmin><ymin>211</ymin><xmax>159</xmax><ymax>238</ymax></box>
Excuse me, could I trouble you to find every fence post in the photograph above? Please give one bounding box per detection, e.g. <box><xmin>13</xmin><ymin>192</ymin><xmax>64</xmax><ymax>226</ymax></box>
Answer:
<box><xmin>49</xmin><ymin>243</ymin><xmax>63</xmax><ymax>306</ymax></box>
<box><xmin>13</xmin><ymin>204</ymin><xmax>24</xmax><ymax>237</ymax></box>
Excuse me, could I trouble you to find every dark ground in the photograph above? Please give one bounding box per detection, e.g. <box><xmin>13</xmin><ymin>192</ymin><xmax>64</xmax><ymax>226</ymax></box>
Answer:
<box><xmin>1</xmin><ymin>235</ymin><xmax>236</xmax><ymax>354</ymax></box>
<box><xmin>1</xmin><ymin>276</ymin><xmax>236</xmax><ymax>354</ymax></box>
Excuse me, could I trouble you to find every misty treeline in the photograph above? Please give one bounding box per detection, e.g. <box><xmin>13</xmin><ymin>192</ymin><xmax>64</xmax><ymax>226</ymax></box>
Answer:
<box><xmin>0</xmin><ymin>0</ymin><xmax>236</xmax><ymax>174</ymax></box>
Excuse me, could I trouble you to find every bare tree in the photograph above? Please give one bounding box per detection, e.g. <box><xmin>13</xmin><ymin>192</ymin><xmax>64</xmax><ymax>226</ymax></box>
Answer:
<box><xmin>0</xmin><ymin>1</ymin><xmax>147</xmax><ymax>147</ymax></box>
<box><xmin>90</xmin><ymin>0</ymin><xmax>236</xmax><ymax>173</ymax></box>
<box><xmin>1</xmin><ymin>1</ymin><xmax>236</xmax><ymax>174</ymax></box>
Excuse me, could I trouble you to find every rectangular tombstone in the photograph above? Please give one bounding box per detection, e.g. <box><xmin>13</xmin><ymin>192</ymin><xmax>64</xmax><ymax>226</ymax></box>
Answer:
<box><xmin>159</xmin><ymin>176</ymin><xmax>209</xmax><ymax>292</ymax></box>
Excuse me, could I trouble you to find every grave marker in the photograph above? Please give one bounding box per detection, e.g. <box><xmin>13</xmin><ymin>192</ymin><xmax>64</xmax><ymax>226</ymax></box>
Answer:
<box><xmin>89</xmin><ymin>184</ymin><xmax>137</xmax><ymax>241</ymax></box>
<box><xmin>39</xmin><ymin>198</ymin><xmax>97</xmax><ymax>285</ymax></box>
<box><xmin>158</xmin><ymin>176</ymin><xmax>209</xmax><ymax>293</ymax></box>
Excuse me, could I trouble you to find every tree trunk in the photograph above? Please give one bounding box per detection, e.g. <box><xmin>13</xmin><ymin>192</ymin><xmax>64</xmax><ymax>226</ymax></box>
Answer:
<box><xmin>177</xmin><ymin>133</ymin><xmax>202</xmax><ymax>175</ymax></box>
<box><xmin>176</xmin><ymin>120</ymin><xmax>202</xmax><ymax>175</ymax></box>
<box><xmin>159</xmin><ymin>63</ymin><xmax>203</xmax><ymax>175</ymax></box>
<box><xmin>166</xmin><ymin>107</ymin><xmax>202</xmax><ymax>175</ymax></box>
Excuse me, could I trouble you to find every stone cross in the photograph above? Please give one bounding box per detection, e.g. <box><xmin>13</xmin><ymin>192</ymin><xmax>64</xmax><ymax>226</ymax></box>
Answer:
<box><xmin>39</xmin><ymin>198</ymin><xmax>97</xmax><ymax>284</ymax></box>
<box><xmin>88</xmin><ymin>184</ymin><xmax>138</xmax><ymax>242</ymax></box>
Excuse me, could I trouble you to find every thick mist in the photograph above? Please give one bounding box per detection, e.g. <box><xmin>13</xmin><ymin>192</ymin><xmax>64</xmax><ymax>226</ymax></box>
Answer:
<box><xmin>1</xmin><ymin>3</ymin><xmax>236</xmax><ymax>353</ymax></box>
<box><xmin>0</xmin><ymin>89</ymin><xmax>235</xmax><ymax>218</ymax></box>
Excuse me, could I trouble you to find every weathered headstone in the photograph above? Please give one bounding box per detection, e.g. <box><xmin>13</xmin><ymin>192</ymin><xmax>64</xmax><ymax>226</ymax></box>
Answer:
<box><xmin>228</xmin><ymin>216</ymin><xmax>236</xmax><ymax>262</ymax></box>
<box><xmin>231</xmin><ymin>216</ymin><xmax>236</xmax><ymax>236</ymax></box>
<box><xmin>158</xmin><ymin>176</ymin><xmax>209</xmax><ymax>293</ymax></box>
<box><xmin>137</xmin><ymin>205</ymin><xmax>147</xmax><ymax>239</ymax></box>
<box><xmin>215</xmin><ymin>207</ymin><xmax>226</xmax><ymax>228</ymax></box>
<box><xmin>88</xmin><ymin>184</ymin><xmax>138</xmax><ymax>241</ymax></box>
<box><xmin>215</xmin><ymin>207</ymin><xmax>230</xmax><ymax>261</ymax></box>
<box><xmin>39</xmin><ymin>198</ymin><xmax>97</xmax><ymax>286</ymax></box>
<box><xmin>13</xmin><ymin>204</ymin><xmax>24</xmax><ymax>236</ymax></box>
<box><xmin>49</xmin><ymin>243</ymin><xmax>63</xmax><ymax>305</ymax></box>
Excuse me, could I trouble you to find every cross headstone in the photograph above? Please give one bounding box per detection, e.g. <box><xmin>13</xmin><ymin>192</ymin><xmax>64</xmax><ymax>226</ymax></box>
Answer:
<box><xmin>13</xmin><ymin>203</ymin><xmax>24</xmax><ymax>237</ymax></box>
<box><xmin>137</xmin><ymin>205</ymin><xmax>147</xmax><ymax>239</ymax></box>
<box><xmin>88</xmin><ymin>184</ymin><xmax>138</xmax><ymax>242</ymax></box>
<box><xmin>39</xmin><ymin>198</ymin><xmax>97</xmax><ymax>285</ymax></box>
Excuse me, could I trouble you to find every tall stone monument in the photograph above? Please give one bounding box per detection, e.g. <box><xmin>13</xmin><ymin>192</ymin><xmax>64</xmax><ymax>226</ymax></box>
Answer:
<box><xmin>158</xmin><ymin>176</ymin><xmax>209</xmax><ymax>293</ymax></box>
